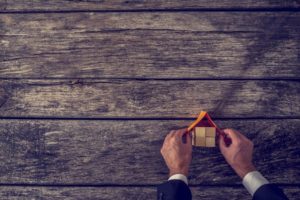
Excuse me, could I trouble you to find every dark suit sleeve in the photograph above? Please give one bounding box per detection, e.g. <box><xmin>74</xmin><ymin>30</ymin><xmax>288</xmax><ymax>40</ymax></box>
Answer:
<box><xmin>157</xmin><ymin>180</ymin><xmax>192</xmax><ymax>200</ymax></box>
<box><xmin>253</xmin><ymin>184</ymin><xmax>289</xmax><ymax>200</ymax></box>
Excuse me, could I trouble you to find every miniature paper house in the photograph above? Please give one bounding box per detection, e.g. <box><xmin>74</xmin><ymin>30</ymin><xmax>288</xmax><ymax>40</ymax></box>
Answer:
<box><xmin>187</xmin><ymin>111</ymin><xmax>223</xmax><ymax>148</ymax></box>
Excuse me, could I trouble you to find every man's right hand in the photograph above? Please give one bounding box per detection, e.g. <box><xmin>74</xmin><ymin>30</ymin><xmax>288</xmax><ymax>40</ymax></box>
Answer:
<box><xmin>160</xmin><ymin>129</ymin><xmax>192</xmax><ymax>177</ymax></box>
<box><xmin>219</xmin><ymin>129</ymin><xmax>256</xmax><ymax>179</ymax></box>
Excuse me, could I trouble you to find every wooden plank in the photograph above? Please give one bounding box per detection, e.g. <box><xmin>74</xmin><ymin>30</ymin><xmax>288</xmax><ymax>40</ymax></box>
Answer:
<box><xmin>0</xmin><ymin>186</ymin><xmax>298</xmax><ymax>200</ymax></box>
<box><xmin>0</xmin><ymin>0</ymin><xmax>299</xmax><ymax>11</ymax></box>
<box><xmin>0</xmin><ymin>119</ymin><xmax>299</xmax><ymax>184</ymax></box>
<box><xmin>0</xmin><ymin>80</ymin><xmax>299</xmax><ymax>118</ymax></box>
<box><xmin>1</xmin><ymin>12</ymin><xmax>299</xmax><ymax>79</ymax></box>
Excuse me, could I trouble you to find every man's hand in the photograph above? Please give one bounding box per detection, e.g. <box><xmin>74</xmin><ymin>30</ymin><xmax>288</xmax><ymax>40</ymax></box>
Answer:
<box><xmin>219</xmin><ymin>129</ymin><xmax>256</xmax><ymax>179</ymax></box>
<box><xmin>160</xmin><ymin>129</ymin><xmax>192</xmax><ymax>177</ymax></box>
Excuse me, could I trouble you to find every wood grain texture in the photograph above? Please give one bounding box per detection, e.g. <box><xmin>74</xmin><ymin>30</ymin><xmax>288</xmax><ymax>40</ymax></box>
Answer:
<box><xmin>0</xmin><ymin>80</ymin><xmax>299</xmax><ymax>118</ymax></box>
<box><xmin>0</xmin><ymin>0</ymin><xmax>299</xmax><ymax>11</ymax></box>
<box><xmin>1</xmin><ymin>13</ymin><xmax>299</xmax><ymax>78</ymax></box>
<box><xmin>0</xmin><ymin>119</ymin><xmax>299</xmax><ymax>184</ymax></box>
<box><xmin>0</xmin><ymin>186</ymin><xmax>298</xmax><ymax>200</ymax></box>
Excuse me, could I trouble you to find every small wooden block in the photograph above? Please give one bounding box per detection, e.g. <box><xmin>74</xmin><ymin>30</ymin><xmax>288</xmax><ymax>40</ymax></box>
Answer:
<box><xmin>206</xmin><ymin>127</ymin><xmax>216</xmax><ymax>137</ymax></box>
<box><xmin>191</xmin><ymin>129</ymin><xmax>195</xmax><ymax>146</ymax></box>
<box><xmin>192</xmin><ymin>127</ymin><xmax>216</xmax><ymax>147</ymax></box>
<box><xmin>195</xmin><ymin>127</ymin><xmax>206</xmax><ymax>138</ymax></box>
<box><xmin>195</xmin><ymin>136</ymin><xmax>206</xmax><ymax>147</ymax></box>
<box><xmin>205</xmin><ymin>137</ymin><xmax>216</xmax><ymax>147</ymax></box>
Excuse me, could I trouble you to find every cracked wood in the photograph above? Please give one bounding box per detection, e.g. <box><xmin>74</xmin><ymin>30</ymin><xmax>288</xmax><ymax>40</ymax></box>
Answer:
<box><xmin>0</xmin><ymin>13</ymin><xmax>299</xmax><ymax>78</ymax></box>
<box><xmin>0</xmin><ymin>119</ymin><xmax>299</xmax><ymax>184</ymax></box>
<box><xmin>0</xmin><ymin>186</ymin><xmax>298</xmax><ymax>200</ymax></box>
<box><xmin>0</xmin><ymin>80</ymin><xmax>299</xmax><ymax>118</ymax></box>
<box><xmin>0</xmin><ymin>0</ymin><xmax>299</xmax><ymax>11</ymax></box>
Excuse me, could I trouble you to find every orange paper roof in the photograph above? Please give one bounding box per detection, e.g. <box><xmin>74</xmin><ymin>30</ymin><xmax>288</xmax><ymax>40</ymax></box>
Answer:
<box><xmin>187</xmin><ymin>111</ymin><xmax>223</xmax><ymax>136</ymax></box>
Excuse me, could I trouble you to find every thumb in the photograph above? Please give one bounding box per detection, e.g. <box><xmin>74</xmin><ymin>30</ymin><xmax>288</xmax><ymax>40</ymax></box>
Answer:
<box><xmin>185</xmin><ymin>131</ymin><xmax>192</xmax><ymax>146</ymax></box>
<box><xmin>178</xmin><ymin>128</ymin><xmax>188</xmax><ymax>136</ymax></box>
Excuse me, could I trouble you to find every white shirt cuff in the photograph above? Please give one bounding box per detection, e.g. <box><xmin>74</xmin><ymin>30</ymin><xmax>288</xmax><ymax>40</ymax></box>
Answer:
<box><xmin>242</xmin><ymin>171</ymin><xmax>269</xmax><ymax>196</ymax></box>
<box><xmin>168</xmin><ymin>174</ymin><xmax>188</xmax><ymax>185</ymax></box>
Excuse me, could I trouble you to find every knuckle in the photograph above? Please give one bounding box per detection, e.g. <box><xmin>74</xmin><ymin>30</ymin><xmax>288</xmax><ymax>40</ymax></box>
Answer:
<box><xmin>246</xmin><ymin>139</ymin><xmax>253</xmax><ymax>145</ymax></box>
<box><xmin>169</xmin><ymin>136</ymin><xmax>176</xmax><ymax>142</ymax></box>
<box><xmin>250</xmin><ymin>142</ymin><xmax>254</xmax><ymax>148</ymax></box>
<box><xmin>236</xmin><ymin>141</ymin><xmax>243</xmax><ymax>147</ymax></box>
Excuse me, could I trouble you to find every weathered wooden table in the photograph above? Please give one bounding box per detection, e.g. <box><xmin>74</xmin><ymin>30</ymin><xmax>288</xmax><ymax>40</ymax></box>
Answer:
<box><xmin>0</xmin><ymin>1</ymin><xmax>299</xmax><ymax>199</ymax></box>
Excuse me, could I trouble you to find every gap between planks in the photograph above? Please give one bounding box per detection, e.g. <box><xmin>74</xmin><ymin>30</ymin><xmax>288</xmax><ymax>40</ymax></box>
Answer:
<box><xmin>0</xmin><ymin>183</ymin><xmax>298</xmax><ymax>188</ymax></box>
<box><xmin>1</xmin><ymin>8</ymin><xmax>300</xmax><ymax>14</ymax></box>
<box><xmin>1</xmin><ymin>116</ymin><xmax>300</xmax><ymax>121</ymax></box>
<box><xmin>0</xmin><ymin>78</ymin><xmax>300</xmax><ymax>81</ymax></box>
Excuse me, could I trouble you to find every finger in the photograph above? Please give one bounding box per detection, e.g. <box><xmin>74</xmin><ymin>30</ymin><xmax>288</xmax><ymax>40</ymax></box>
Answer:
<box><xmin>182</xmin><ymin>130</ymin><xmax>192</xmax><ymax>145</ymax></box>
<box><xmin>175</xmin><ymin>128</ymin><xmax>188</xmax><ymax>138</ymax></box>
<box><xmin>233</xmin><ymin>130</ymin><xmax>249</xmax><ymax>141</ymax></box>
<box><xmin>225</xmin><ymin>128</ymin><xmax>249</xmax><ymax>143</ymax></box>
<box><xmin>174</xmin><ymin>129</ymin><xmax>189</xmax><ymax>144</ymax></box>
<box><xmin>166</xmin><ymin>130</ymin><xmax>176</xmax><ymax>139</ymax></box>
<box><xmin>164</xmin><ymin>129</ymin><xmax>185</xmax><ymax>145</ymax></box>
<box><xmin>163</xmin><ymin>131</ymin><xmax>174</xmax><ymax>144</ymax></box>
<box><xmin>169</xmin><ymin>130</ymin><xmax>176</xmax><ymax>135</ymax></box>
<box><xmin>185</xmin><ymin>131</ymin><xmax>192</xmax><ymax>146</ymax></box>
<box><xmin>219</xmin><ymin>134</ymin><xmax>227</xmax><ymax>154</ymax></box>
<box><xmin>223</xmin><ymin>129</ymin><xmax>241</xmax><ymax>143</ymax></box>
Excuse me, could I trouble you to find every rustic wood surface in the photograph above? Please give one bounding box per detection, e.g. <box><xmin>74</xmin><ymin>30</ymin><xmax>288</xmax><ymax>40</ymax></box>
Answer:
<box><xmin>0</xmin><ymin>80</ymin><xmax>299</xmax><ymax>118</ymax></box>
<box><xmin>1</xmin><ymin>13</ymin><xmax>299</xmax><ymax>79</ymax></box>
<box><xmin>1</xmin><ymin>0</ymin><xmax>299</xmax><ymax>199</ymax></box>
<box><xmin>0</xmin><ymin>0</ymin><xmax>299</xmax><ymax>11</ymax></box>
<box><xmin>0</xmin><ymin>186</ymin><xmax>298</xmax><ymax>200</ymax></box>
<box><xmin>0</xmin><ymin>119</ymin><xmax>299</xmax><ymax>185</ymax></box>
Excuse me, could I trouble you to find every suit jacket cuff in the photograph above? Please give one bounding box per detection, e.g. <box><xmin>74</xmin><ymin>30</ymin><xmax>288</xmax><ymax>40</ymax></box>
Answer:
<box><xmin>168</xmin><ymin>174</ymin><xmax>188</xmax><ymax>185</ymax></box>
<box><xmin>242</xmin><ymin>171</ymin><xmax>269</xmax><ymax>196</ymax></box>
